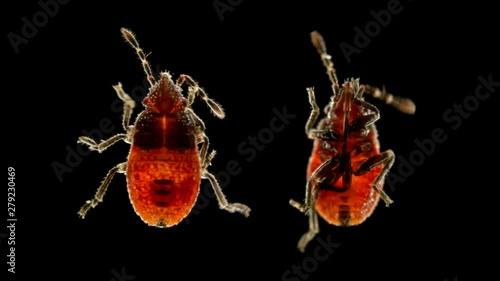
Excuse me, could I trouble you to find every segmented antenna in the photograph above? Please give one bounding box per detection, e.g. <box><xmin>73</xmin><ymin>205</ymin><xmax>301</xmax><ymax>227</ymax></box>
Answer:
<box><xmin>120</xmin><ymin>28</ymin><xmax>156</xmax><ymax>87</ymax></box>
<box><xmin>363</xmin><ymin>85</ymin><xmax>416</xmax><ymax>114</ymax></box>
<box><xmin>311</xmin><ymin>31</ymin><xmax>340</xmax><ymax>96</ymax></box>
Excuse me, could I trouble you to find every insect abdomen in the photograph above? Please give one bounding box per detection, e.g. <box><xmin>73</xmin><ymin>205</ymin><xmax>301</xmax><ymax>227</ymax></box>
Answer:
<box><xmin>308</xmin><ymin>124</ymin><xmax>382</xmax><ymax>226</ymax></box>
<box><xmin>314</xmin><ymin>165</ymin><xmax>382</xmax><ymax>226</ymax></box>
<box><xmin>126</xmin><ymin>112</ymin><xmax>201</xmax><ymax>227</ymax></box>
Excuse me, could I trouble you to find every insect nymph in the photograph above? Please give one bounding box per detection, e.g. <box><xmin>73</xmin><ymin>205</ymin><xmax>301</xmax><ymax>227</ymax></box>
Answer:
<box><xmin>290</xmin><ymin>31</ymin><xmax>415</xmax><ymax>252</ymax></box>
<box><xmin>77</xmin><ymin>28</ymin><xmax>250</xmax><ymax>227</ymax></box>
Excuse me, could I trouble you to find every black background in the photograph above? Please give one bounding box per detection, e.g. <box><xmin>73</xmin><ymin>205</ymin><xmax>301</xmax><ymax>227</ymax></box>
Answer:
<box><xmin>4</xmin><ymin>1</ymin><xmax>498</xmax><ymax>280</ymax></box>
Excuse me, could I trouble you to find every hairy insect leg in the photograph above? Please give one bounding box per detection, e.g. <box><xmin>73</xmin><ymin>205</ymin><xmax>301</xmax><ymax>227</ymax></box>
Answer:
<box><xmin>202</xmin><ymin>171</ymin><xmax>251</xmax><ymax>217</ymax></box>
<box><xmin>78</xmin><ymin>162</ymin><xmax>127</xmax><ymax>218</ymax></box>
<box><xmin>78</xmin><ymin>134</ymin><xmax>128</xmax><ymax>153</ymax></box>
<box><xmin>112</xmin><ymin>82</ymin><xmax>137</xmax><ymax>132</ymax></box>
<box><xmin>297</xmin><ymin>200</ymin><xmax>320</xmax><ymax>253</ymax></box>
<box><xmin>290</xmin><ymin>166</ymin><xmax>333</xmax><ymax>252</ymax></box>
<box><xmin>198</xmin><ymin>133</ymin><xmax>211</xmax><ymax>171</ymax></box>
<box><xmin>77</xmin><ymin>83</ymin><xmax>135</xmax><ymax>153</ymax></box>
<box><xmin>290</xmin><ymin>157</ymin><xmax>338</xmax><ymax>252</ymax></box>
<box><xmin>362</xmin><ymin>84</ymin><xmax>416</xmax><ymax>115</ymax></box>
<box><xmin>349</xmin><ymin>99</ymin><xmax>381</xmax><ymax>132</ymax></box>
<box><xmin>305</xmin><ymin>88</ymin><xmax>343</xmax><ymax>142</ymax></box>
<box><xmin>354</xmin><ymin>150</ymin><xmax>396</xmax><ymax>206</ymax></box>
<box><xmin>195</xmin><ymin>130</ymin><xmax>250</xmax><ymax>217</ymax></box>
<box><xmin>186</xmin><ymin>108</ymin><xmax>211</xmax><ymax>170</ymax></box>
<box><xmin>176</xmin><ymin>74</ymin><xmax>225</xmax><ymax>118</ymax></box>
<box><xmin>305</xmin><ymin>87</ymin><xmax>321</xmax><ymax>137</ymax></box>
<box><xmin>186</xmin><ymin>107</ymin><xmax>206</xmax><ymax>131</ymax></box>
<box><xmin>290</xmin><ymin>156</ymin><xmax>337</xmax><ymax>213</ymax></box>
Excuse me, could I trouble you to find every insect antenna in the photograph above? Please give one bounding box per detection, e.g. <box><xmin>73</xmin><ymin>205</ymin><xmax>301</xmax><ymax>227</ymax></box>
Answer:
<box><xmin>310</xmin><ymin>31</ymin><xmax>340</xmax><ymax>96</ymax></box>
<box><xmin>120</xmin><ymin>27</ymin><xmax>157</xmax><ymax>88</ymax></box>
<box><xmin>363</xmin><ymin>85</ymin><xmax>416</xmax><ymax>114</ymax></box>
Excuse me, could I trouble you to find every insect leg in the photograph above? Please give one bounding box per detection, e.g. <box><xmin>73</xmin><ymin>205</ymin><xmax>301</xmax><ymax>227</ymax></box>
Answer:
<box><xmin>348</xmin><ymin>113</ymin><xmax>380</xmax><ymax>133</ymax></box>
<box><xmin>78</xmin><ymin>162</ymin><xmax>127</xmax><ymax>218</ymax></box>
<box><xmin>176</xmin><ymin>74</ymin><xmax>225</xmax><ymax>118</ymax></box>
<box><xmin>354</xmin><ymin>150</ymin><xmax>396</xmax><ymax>206</ymax></box>
<box><xmin>305</xmin><ymin>87</ymin><xmax>321</xmax><ymax>137</ymax></box>
<box><xmin>78</xmin><ymin>134</ymin><xmax>128</xmax><ymax>153</ymax></box>
<box><xmin>290</xmin><ymin>158</ymin><xmax>336</xmax><ymax>234</ymax></box>
<box><xmin>198</xmin><ymin>134</ymin><xmax>211</xmax><ymax>171</ymax></box>
<box><xmin>305</xmin><ymin>88</ymin><xmax>342</xmax><ymax>141</ymax></box>
<box><xmin>195</xmin><ymin>130</ymin><xmax>250</xmax><ymax>217</ymax></box>
<box><xmin>186</xmin><ymin>108</ymin><xmax>210</xmax><ymax>170</ymax></box>
<box><xmin>77</xmin><ymin>83</ymin><xmax>135</xmax><ymax>153</ymax></box>
<box><xmin>297</xmin><ymin>198</ymin><xmax>320</xmax><ymax>253</ymax></box>
<box><xmin>290</xmin><ymin>157</ymin><xmax>338</xmax><ymax>252</ymax></box>
<box><xmin>202</xmin><ymin>169</ymin><xmax>251</xmax><ymax>218</ymax></box>
<box><xmin>361</xmin><ymin>84</ymin><xmax>416</xmax><ymax>115</ymax></box>
<box><xmin>112</xmin><ymin>82</ymin><xmax>137</xmax><ymax>132</ymax></box>
<box><xmin>289</xmin><ymin>156</ymin><xmax>337</xmax><ymax>212</ymax></box>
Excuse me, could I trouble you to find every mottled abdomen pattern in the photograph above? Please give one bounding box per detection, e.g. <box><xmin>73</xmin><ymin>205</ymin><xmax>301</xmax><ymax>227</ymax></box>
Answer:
<box><xmin>127</xmin><ymin>146</ymin><xmax>201</xmax><ymax>227</ymax></box>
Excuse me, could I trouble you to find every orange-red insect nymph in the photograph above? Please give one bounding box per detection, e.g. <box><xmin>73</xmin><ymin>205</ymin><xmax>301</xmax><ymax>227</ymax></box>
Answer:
<box><xmin>290</xmin><ymin>31</ymin><xmax>416</xmax><ymax>252</ymax></box>
<box><xmin>77</xmin><ymin>28</ymin><xmax>250</xmax><ymax>227</ymax></box>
